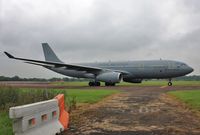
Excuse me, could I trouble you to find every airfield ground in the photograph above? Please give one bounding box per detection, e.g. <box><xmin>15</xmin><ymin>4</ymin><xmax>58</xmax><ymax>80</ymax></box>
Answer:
<box><xmin>64</xmin><ymin>85</ymin><xmax>200</xmax><ymax>135</ymax></box>
<box><xmin>0</xmin><ymin>81</ymin><xmax>200</xmax><ymax>135</ymax></box>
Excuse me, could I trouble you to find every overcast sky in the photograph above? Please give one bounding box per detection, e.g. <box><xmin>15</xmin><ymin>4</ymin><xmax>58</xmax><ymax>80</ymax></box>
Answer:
<box><xmin>0</xmin><ymin>0</ymin><xmax>200</xmax><ymax>78</ymax></box>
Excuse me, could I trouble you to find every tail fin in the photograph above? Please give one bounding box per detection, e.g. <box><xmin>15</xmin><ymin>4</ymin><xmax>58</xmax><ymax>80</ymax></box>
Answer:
<box><xmin>42</xmin><ymin>43</ymin><xmax>62</xmax><ymax>63</ymax></box>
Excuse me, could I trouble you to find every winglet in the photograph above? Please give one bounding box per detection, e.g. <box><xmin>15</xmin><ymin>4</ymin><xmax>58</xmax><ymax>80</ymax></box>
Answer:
<box><xmin>4</xmin><ymin>52</ymin><xmax>15</xmax><ymax>58</ymax></box>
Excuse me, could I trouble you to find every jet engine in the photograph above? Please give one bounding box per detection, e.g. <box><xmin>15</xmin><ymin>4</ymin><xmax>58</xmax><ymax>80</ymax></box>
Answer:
<box><xmin>96</xmin><ymin>71</ymin><xmax>122</xmax><ymax>83</ymax></box>
<box><xmin>123</xmin><ymin>78</ymin><xmax>142</xmax><ymax>83</ymax></box>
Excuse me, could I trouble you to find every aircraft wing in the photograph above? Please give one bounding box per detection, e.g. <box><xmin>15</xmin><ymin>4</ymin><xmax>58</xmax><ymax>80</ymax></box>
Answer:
<box><xmin>4</xmin><ymin>52</ymin><xmax>129</xmax><ymax>75</ymax></box>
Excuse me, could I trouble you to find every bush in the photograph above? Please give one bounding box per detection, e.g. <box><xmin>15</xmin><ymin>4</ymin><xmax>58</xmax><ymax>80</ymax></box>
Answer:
<box><xmin>0</xmin><ymin>86</ymin><xmax>18</xmax><ymax>110</ymax></box>
<box><xmin>0</xmin><ymin>85</ymin><xmax>76</xmax><ymax>112</ymax></box>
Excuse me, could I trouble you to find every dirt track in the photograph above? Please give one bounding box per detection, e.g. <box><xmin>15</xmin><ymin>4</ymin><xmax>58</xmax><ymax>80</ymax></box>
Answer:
<box><xmin>65</xmin><ymin>86</ymin><xmax>200</xmax><ymax>135</ymax></box>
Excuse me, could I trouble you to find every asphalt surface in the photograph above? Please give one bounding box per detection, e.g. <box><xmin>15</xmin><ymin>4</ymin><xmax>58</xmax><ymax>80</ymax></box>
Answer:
<box><xmin>64</xmin><ymin>86</ymin><xmax>200</xmax><ymax>135</ymax></box>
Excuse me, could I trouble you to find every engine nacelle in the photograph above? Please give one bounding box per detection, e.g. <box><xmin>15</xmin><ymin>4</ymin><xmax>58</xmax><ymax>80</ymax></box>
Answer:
<box><xmin>123</xmin><ymin>78</ymin><xmax>142</xmax><ymax>83</ymax></box>
<box><xmin>96</xmin><ymin>72</ymin><xmax>122</xmax><ymax>83</ymax></box>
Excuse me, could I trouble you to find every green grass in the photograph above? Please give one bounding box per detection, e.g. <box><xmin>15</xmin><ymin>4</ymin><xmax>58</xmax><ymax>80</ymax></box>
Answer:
<box><xmin>0</xmin><ymin>111</ymin><xmax>13</xmax><ymax>135</ymax></box>
<box><xmin>52</xmin><ymin>81</ymin><xmax>200</xmax><ymax>87</ymax></box>
<box><xmin>0</xmin><ymin>87</ymin><xmax>118</xmax><ymax>135</ymax></box>
<box><xmin>65</xmin><ymin>89</ymin><xmax>118</xmax><ymax>103</ymax></box>
<box><xmin>53</xmin><ymin>81</ymin><xmax>88</xmax><ymax>86</ymax></box>
<box><xmin>168</xmin><ymin>90</ymin><xmax>200</xmax><ymax>111</ymax></box>
<box><xmin>13</xmin><ymin>88</ymin><xmax>118</xmax><ymax>104</ymax></box>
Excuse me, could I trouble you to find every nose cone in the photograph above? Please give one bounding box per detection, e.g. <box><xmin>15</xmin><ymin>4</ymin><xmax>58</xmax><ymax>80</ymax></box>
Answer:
<box><xmin>187</xmin><ymin>66</ymin><xmax>194</xmax><ymax>74</ymax></box>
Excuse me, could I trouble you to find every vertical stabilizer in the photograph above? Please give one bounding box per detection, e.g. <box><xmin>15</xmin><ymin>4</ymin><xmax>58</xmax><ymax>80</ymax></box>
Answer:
<box><xmin>42</xmin><ymin>43</ymin><xmax>62</xmax><ymax>63</ymax></box>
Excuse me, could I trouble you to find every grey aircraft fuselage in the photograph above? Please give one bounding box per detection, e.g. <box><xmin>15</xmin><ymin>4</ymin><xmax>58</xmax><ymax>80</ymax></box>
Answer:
<box><xmin>50</xmin><ymin>60</ymin><xmax>193</xmax><ymax>80</ymax></box>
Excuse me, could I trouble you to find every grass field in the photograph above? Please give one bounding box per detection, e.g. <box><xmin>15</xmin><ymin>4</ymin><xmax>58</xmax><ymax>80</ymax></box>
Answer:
<box><xmin>0</xmin><ymin>111</ymin><xmax>12</xmax><ymax>135</ymax></box>
<box><xmin>0</xmin><ymin>86</ymin><xmax>118</xmax><ymax>135</ymax></box>
<box><xmin>53</xmin><ymin>80</ymin><xmax>200</xmax><ymax>87</ymax></box>
<box><xmin>168</xmin><ymin>90</ymin><xmax>200</xmax><ymax>111</ymax></box>
<box><xmin>65</xmin><ymin>89</ymin><xmax>118</xmax><ymax>103</ymax></box>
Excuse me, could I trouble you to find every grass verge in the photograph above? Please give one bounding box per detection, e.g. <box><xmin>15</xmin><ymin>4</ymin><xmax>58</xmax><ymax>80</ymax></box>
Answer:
<box><xmin>0</xmin><ymin>86</ymin><xmax>118</xmax><ymax>135</ymax></box>
<box><xmin>53</xmin><ymin>81</ymin><xmax>200</xmax><ymax>87</ymax></box>
<box><xmin>0</xmin><ymin>111</ymin><xmax>12</xmax><ymax>135</ymax></box>
<box><xmin>168</xmin><ymin>90</ymin><xmax>200</xmax><ymax>111</ymax></box>
<box><xmin>65</xmin><ymin>89</ymin><xmax>118</xmax><ymax>103</ymax></box>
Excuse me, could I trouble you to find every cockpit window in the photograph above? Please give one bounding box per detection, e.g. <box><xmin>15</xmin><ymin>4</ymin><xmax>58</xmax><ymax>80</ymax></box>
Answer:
<box><xmin>181</xmin><ymin>63</ymin><xmax>186</xmax><ymax>66</ymax></box>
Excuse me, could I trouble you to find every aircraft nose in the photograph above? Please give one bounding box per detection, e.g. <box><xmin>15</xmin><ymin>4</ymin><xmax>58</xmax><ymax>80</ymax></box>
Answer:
<box><xmin>187</xmin><ymin>66</ymin><xmax>194</xmax><ymax>73</ymax></box>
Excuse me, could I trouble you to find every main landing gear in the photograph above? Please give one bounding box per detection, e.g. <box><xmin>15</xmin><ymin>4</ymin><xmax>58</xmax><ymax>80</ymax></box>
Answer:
<box><xmin>88</xmin><ymin>81</ymin><xmax>101</xmax><ymax>86</ymax></box>
<box><xmin>88</xmin><ymin>81</ymin><xmax>116</xmax><ymax>86</ymax></box>
<box><xmin>168</xmin><ymin>78</ymin><xmax>172</xmax><ymax>86</ymax></box>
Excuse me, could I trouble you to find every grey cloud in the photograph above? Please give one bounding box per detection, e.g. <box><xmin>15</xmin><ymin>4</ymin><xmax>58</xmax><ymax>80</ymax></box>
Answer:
<box><xmin>0</xmin><ymin>0</ymin><xmax>200</xmax><ymax>78</ymax></box>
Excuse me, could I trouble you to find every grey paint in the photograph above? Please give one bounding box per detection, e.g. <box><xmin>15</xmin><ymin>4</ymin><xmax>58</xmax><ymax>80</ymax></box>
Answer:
<box><xmin>42</xmin><ymin>43</ymin><xmax>63</xmax><ymax>63</ymax></box>
<box><xmin>50</xmin><ymin>60</ymin><xmax>193</xmax><ymax>80</ymax></box>
<box><xmin>4</xmin><ymin>43</ymin><xmax>193</xmax><ymax>84</ymax></box>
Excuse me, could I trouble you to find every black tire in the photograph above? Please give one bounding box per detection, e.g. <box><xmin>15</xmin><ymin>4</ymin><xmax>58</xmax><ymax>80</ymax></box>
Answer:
<box><xmin>168</xmin><ymin>82</ymin><xmax>172</xmax><ymax>86</ymax></box>
<box><xmin>89</xmin><ymin>81</ymin><xmax>101</xmax><ymax>86</ymax></box>
<box><xmin>105</xmin><ymin>82</ymin><xmax>110</xmax><ymax>86</ymax></box>
<box><xmin>111</xmin><ymin>83</ymin><xmax>116</xmax><ymax>86</ymax></box>
<box><xmin>96</xmin><ymin>82</ymin><xmax>101</xmax><ymax>86</ymax></box>
<box><xmin>89</xmin><ymin>82</ymin><xmax>94</xmax><ymax>86</ymax></box>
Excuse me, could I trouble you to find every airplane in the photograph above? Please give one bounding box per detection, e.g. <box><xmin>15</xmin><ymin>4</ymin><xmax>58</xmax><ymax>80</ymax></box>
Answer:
<box><xmin>4</xmin><ymin>43</ymin><xmax>193</xmax><ymax>86</ymax></box>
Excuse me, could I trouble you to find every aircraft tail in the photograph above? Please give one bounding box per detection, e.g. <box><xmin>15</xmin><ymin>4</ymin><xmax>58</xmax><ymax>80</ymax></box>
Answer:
<box><xmin>42</xmin><ymin>43</ymin><xmax>62</xmax><ymax>63</ymax></box>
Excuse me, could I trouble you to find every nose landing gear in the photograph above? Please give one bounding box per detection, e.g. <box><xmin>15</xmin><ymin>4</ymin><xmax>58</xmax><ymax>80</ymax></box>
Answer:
<box><xmin>168</xmin><ymin>82</ymin><xmax>172</xmax><ymax>86</ymax></box>
<box><xmin>168</xmin><ymin>79</ymin><xmax>172</xmax><ymax>86</ymax></box>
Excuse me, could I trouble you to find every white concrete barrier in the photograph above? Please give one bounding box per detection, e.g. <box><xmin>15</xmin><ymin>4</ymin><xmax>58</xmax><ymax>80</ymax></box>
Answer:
<box><xmin>9</xmin><ymin>98</ymin><xmax>65</xmax><ymax>135</ymax></box>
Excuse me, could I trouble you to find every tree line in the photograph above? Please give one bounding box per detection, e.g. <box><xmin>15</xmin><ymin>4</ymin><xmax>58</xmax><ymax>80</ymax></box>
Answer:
<box><xmin>0</xmin><ymin>76</ymin><xmax>89</xmax><ymax>82</ymax></box>
<box><xmin>0</xmin><ymin>75</ymin><xmax>200</xmax><ymax>82</ymax></box>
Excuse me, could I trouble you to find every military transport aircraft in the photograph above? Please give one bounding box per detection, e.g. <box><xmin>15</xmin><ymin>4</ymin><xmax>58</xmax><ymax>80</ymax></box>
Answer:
<box><xmin>4</xmin><ymin>43</ymin><xmax>193</xmax><ymax>86</ymax></box>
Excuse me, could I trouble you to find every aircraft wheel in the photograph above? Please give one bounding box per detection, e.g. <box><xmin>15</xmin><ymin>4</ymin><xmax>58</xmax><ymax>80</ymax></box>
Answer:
<box><xmin>94</xmin><ymin>82</ymin><xmax>101</xmax><ymax>86</ymax></box>
<box><xmin>96</xmin><ymin>82</ymin><xmax>101</xmax><ymax>86</ymax></box>
<box><xmin>111</xmin><ymin>83</ymin><xmax>115</xmax><ymax>86</ymax></box>
<box><xmin>168</xmin><ymin>82</ymin><xmax>172</xmax><ymax>86</ymax></box>
<box><xmin>89</xmin><ymin>82</ymin><xmax>94</xmax><ymax>86</ymax></box>
<box><xmin>89</xmin><ymin>81</ymin><xmax>101</xmax><ymax>86</ymax></box>
<box><xmin>105</xmin><ymin>82</ymin><xmax>110</xmax><ymax>86</ymax></box>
